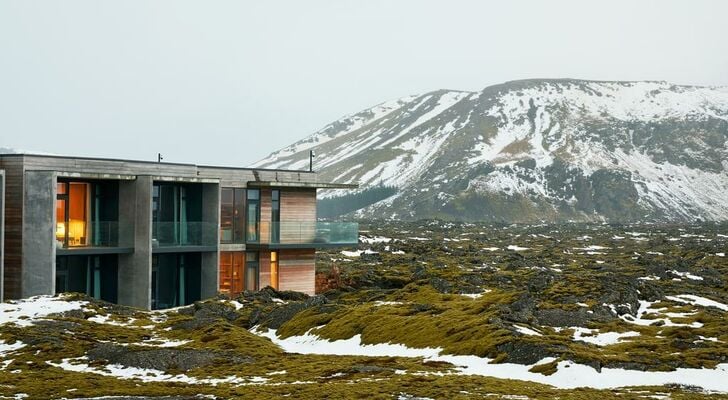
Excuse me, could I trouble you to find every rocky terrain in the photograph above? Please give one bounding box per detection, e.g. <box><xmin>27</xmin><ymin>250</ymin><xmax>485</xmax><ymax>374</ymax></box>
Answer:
<box><xmin>1</xmin><ymin>222</ymin><xmax>727</xmax><ymax>399</ymax></box>
<box><xmin>253</xmin><ymin>79</ymin><xmax>728</xmax><ymax>223</ymax></box>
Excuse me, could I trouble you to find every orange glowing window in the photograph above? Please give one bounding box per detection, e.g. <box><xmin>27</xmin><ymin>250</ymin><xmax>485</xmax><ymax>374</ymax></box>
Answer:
<box><xmin>219</xmin><ymin>251</ymin><xmax>244</xmax><ymax>296</ymax></box>
<box><xmin>56</xmin><ymin>182</ymin><xmax>89</xmax><ymax>247</ymax></box>
<box><xmin>270</xmin><ymin>251</ymin><xmax>279</xmax><ymax>290</ymax></box>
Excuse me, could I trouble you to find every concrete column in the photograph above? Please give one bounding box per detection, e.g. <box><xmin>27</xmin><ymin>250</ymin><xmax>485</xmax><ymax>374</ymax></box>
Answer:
<box><xmin>0</xmin><ymin>170</ymin><xmax>5</xmax><ymax>302</ymax></box>
<box><xmin>117</xmin><ymin>176</ymin><xmax>152</xmax><ymax>309</ymax></box>
<box><xmin>22</xmin><ymin>170</ymin><xmax>56</xmax><ymax>297</ymax></box>
<box><xmin>200</xmin><ymin>183</ymin><xmax>220</xmax><ymax>299</ymax></box>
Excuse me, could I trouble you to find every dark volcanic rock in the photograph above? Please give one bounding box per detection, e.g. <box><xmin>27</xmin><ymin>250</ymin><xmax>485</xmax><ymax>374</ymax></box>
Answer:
<box><xmin>173</xmin><ymin>301</ymin><xmax>241</xmax><ymax>330</ymax></box>
<box><xmin>430</xmin><ymin>277</ymin><xmax>453</xmax><ymax>294</ymax></box>
<box><xmin>87</xmin><ymin>343</ymin><xmax>252</xmax><ymax>371</ymax></box>
<box><xmin>495</xmin><ymin>341</ymin><xmax>562</xmax><ymax>365</ymax></box>
<box><xmin>260</xmin><ymin>295</ymin><xmax>328</xmax><ymax>329</ymax></box>
<box><xmin>535</xmin><ymin>307</ymin><xmax>614</xmax><ymax>327</ymax></box>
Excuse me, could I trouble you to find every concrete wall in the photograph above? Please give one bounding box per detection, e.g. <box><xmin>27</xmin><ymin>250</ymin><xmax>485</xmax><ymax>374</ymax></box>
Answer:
<box><xmin>200</xmin><ymin>183</ymin><xmax>220</xmax><ymax>299</ymax></box>
<box><xmin>117</xmin><ymin>176</ymin><xmax>152</xmax><ymax>309</ymax></box>
<box><xmin>0</xmin><ymin>170</ymin><xmax>4</xmax><ymax>301</ymax></box>
<box><xmin>21</xmin><ymin>170</ymin><xmax>56</xmax><ymax>297</ymax></box>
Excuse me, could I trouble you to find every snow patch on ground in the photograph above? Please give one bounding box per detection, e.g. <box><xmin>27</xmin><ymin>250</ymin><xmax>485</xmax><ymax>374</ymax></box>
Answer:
<box><xmin>0</xmin><ymin>295</ymin><xmax>87</xmax><ymax>327</ymax></box>
<box><xmin>254</xmin><ymin>328</ymin><xmax>728</xmax><ymax>391</ymax></box>
<box><xmin>666</xmin><ymin>295</ymin><xmax>728</xmax><ymax>311</ymax></box>
<box><xmin>571</xmin><ymin>328</ymin><xmax>640</xmax><ymax>346</ymax></box>
<box><xmin>341</xmin><ymin>249</ymin><xmax>379</xmax><ymax>257</ymax></box>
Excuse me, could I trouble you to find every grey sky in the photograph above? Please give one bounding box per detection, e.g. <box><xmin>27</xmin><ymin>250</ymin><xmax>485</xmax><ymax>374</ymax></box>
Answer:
<box><xmin>1</xmin><ymin>0</ymin><xmax>726</xmax><ymax>166</ymax></box>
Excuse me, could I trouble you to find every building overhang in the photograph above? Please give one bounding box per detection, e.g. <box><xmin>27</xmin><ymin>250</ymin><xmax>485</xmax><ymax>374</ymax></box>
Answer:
<box><xmin>246</xmin><ymin>181</ymin><xmax>358</xmax><ymax>189</ymax></box>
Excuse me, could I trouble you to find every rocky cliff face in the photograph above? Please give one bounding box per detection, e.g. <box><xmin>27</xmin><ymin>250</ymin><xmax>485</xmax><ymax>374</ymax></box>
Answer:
<box><xmin>253</xmin><ymin>79</ymin><xmax>728</xmax><ymax>222</ymax></box>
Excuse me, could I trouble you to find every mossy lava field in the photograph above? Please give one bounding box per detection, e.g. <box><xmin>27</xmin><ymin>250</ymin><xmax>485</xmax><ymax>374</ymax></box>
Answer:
<box><xmin>1</xmin><ymin>221</ymin><xmax>727</xmax><ymax>399</ymax></box>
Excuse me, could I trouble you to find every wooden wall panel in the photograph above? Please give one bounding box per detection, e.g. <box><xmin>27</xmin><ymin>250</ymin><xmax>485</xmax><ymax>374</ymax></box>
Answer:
<box><xmin>0</xmin><ymin>157</ymin><xmax>24</xmax><ymax>300</ymax></box>
<box><xmin>280</xmin><ymin>189</ymin><xmax>316</xmax><ymax>243</ymax></box>
<box><xmin>278</xmin><ymin>249</ymin><xmax>315</xmax><ymax>295</ymax></box>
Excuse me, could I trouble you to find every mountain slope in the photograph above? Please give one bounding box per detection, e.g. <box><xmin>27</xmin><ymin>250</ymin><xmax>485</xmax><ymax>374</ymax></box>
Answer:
<box><xmin>253</xmin><ymin>79</ymin><xmax>728</xmax><ymax>222</ymax></box>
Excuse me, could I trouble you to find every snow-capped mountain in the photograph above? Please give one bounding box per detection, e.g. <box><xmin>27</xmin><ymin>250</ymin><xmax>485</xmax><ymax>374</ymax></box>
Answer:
<box><xmin>253</xmin><ymin>79</ymin><xmax>728</xmax><ymax>222</ymax></box>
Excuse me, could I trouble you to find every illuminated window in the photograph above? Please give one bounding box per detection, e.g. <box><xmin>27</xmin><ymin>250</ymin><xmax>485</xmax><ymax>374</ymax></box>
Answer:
<box><xmin>219</xmin><ymin>251</ymin><xmax>244</xmax><ymax>296</ymax></box>
<box><xmin>56</xmin><ymin>182</ymin><xmax>89</xmax><ymax>247</ymax></box>
<box><xmin>56</xmin><ymin>183</ymin><xmax>67</xmax><ymax>246</ymax></box>
<box><xmin>270</xmin><ymin>251</ymin><xmax>279</xmax><ymax>290</ymax></box>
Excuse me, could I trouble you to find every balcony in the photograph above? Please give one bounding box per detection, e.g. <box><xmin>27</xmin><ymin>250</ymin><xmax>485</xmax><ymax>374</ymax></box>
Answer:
<box><xmin>152</xmin><ymin>221</ymin><xmax>218</xmax><ymax>249</ymax></box>
<box><xmin>254</xmin><ymin>221</ymin><xmax>358</xmax><ymax>248</ymax></box>
<box><xmin>55</xmin><ymin>221</ymin><xmax>133</xmax><ymax>254</ymax></box>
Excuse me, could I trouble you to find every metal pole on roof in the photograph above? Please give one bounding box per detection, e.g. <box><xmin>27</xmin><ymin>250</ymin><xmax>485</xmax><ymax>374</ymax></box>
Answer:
<box><xmin>309</xmin><ymin>150</ymin><xmax>315</xmax><ymax>172</ymax></box>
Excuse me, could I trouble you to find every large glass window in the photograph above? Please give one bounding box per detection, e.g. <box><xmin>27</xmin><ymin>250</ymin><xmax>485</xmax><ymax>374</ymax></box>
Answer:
<box><xmin>220</xmin><ymin>188</ymin><xmax>233</xmax><ymax>242</ymax></box>
<box><xmin>56</xmin><ymin>181</ymin><xmax>119</xmax><ymax>248</ymax></box>
<box><xmin>152</xmin><ymin>183</ymin><xmax>203</xmax><ymax>246</ymax></box>
<box><xmin>271</xmin><ymin>190</ymin><xmax>280</xmax><ymax>243</ymax></box>
<box><xmin>246</xmin><ymin>189</ymin><xmax>260</xmax><ymax>243</ymax></box>
<box><xmin>220</xmin><ymin>188</ymin><xmax>246</xmax><ymax>244</ymax></box>
<box><xmin>152</xmin><ymin>253</ymin><xmax>201</xmax><ymax>309</ymax></box>
<box><xmin>270</xmin><ymin>251</ymin><xmax>279</xmax><ymax>290</ymax></box>
<box><xmin>245</xmin><ymin>251</ymin><xmax>259</xmax><ymax>291</ymax></box>
<box><xmin>55</xmin><ymin>255</ymin><xmax>118</xmax><ymax>303</ymax></box>
<box><xmin>219</xmin><ymin>251</ymin><xmax>244</xmax><ymax>295</ymax></box>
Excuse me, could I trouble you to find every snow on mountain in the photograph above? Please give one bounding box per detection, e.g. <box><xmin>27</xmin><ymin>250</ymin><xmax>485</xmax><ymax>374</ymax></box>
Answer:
<box><xmin>253</xmin><ymin>79</ymin><xmax>728</xmax><ymax>222</ymax></box>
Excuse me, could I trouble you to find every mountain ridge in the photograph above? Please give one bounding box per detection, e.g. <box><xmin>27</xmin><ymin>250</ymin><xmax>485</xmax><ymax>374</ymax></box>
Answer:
<box><xmin>253</xmin><ymin>78</ymin><xmax>728</xmax><ymax>222</ymax></box>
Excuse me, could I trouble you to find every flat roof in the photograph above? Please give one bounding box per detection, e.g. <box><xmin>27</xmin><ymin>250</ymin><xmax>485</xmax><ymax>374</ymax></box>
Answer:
<box><xmin>0</xmin><ymin>152</ymin><xmax>315</xmax><ymax>174</ymax></box>
<box><xmin>247</xmin><ymin>181</ymin><xmax>359</xmax><ymax>189</ymax></box>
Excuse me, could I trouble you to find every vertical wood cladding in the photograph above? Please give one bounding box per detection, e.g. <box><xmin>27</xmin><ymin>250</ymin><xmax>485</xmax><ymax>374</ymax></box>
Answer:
<box><xmin>278</xmin><ymin>249</ymin><xmax>315</xmax><ymax>295</ymax></box>
<box><xmin>280</xmin><ymin>189</ymin><xmax>316</xmax><ymax>244</ymax></box>
<box><xmin>0</xmin><ymin>157</ymin><xmax>24</xmax><ymax>300</ymax></box>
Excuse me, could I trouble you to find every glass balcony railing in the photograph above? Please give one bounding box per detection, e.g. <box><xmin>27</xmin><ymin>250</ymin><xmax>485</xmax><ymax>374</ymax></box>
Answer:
<box><xmin>55</xmin><ymin>221</ymin><xmax>132</xmax><ymax>249</ymax></box>
<box><xmin>152</xmin><ymin>221</ymin><xmax>218</xmax><ymax>247</ymax></box>
<box><xmin>256</xmin><ymin>221</ymin><xmax>358</xmax><ymax>246</ymax></box>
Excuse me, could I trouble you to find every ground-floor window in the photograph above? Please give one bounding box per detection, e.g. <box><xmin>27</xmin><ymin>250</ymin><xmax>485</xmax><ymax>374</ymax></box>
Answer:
<box><xmin>152</xmin><ymin>253</ymin><xmax>201</xmax><ymax>309</ymax></box>
<box><xmin>219</xmin><ymin>251</ymin><xmax>244</xmax><ymax>295</ymax></box>
<box><xmin>270</xmin><ymin>251</ymin><xmax>279</xmax><ymax>290</ymax></box>
<box><xmin>245</xmin><ymin>252</ymin><xmax>259</xmax><ymax>291</ymax></box>
<box><xmin>219</xmin><ymin>251</ymin><xmax>259</xmax><ymax>295</ymax></box>
<box><xmin>55</xmin><ymin>255</ymin><xmax>118</xmax><ymax>303</ymax></box>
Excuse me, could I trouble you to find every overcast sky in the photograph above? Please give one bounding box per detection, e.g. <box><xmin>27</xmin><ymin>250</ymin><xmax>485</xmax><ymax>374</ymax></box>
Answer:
<box><xmin>1</xmin><ymin>0</ymin><xmax>727</xmax><ymax>166</ymax></box>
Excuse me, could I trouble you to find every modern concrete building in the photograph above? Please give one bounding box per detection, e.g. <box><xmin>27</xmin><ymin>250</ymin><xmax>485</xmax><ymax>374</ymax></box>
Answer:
<box><xmin>0</xmin><ymin>154</ymin><xmax>357</xmax><ymax>309</ymax></box>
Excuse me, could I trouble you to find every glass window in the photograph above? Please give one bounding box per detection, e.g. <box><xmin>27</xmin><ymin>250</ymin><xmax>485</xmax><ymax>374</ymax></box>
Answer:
<box><xmin>246</xmin><ymin>190</ymin><xmax>260</xmax><ymax>243</ymax></box>
<box><xmin>233</xmin><ymin>189</ymin><xmax>245</xmax><ymax>242</ymax></box>
<box><xmin>56</xmin><ymin>183</ymin><xmax>68</xmax><ymax>247</ymax></box>
<box><xmin>245</xmin><ymin>252</ymin><xmax>259</xmax><ymax>291</ymax></box>
<box><xmin>55</xmin><ymin>255</ymin><xmax>118</xmax><ymax>303</ymax></box>
<box><xmin>153</xmin><ymin>183</ymin><xmax>203</xmax><ymax>246</ymax></box>
<box><xmin>219</xmin><ymin>251</ymin><xmax>244</xmax><ymax>295</ymax></box>
<box><xmin>220</xmin><ymin>188</ymin><xmax>233</xmax><ymax>243</ymax></box>
<box><xmin>220</xmin><ymin>188</ymin><xmax>246</xmax><ymax>244</ymax></box>
<box><xmin>152</xmin><ymin>253</ymin><xmax>201</xmax><ymax>309</ymax></box>
<box><xmin>55</xmin><ymin>182</ymin><xmax>91</xmax><ymax>247</ymax></box>
<box><xmin>219</xmin><ymin>251</ymin><xmax>232</xmax><ymax>294</ymax></box>
<box><xmin>67</xmin><ymin>182</ymin><xmax>89</xmax><ymax>246</ymax></box>
<box><xmin>271</xmin><ymin>190</ymin><xmax>280</xmax><ymax>243</ymax></box>
<box><xmin>270</xmin><ymin>251</ymin><xmax>279</xmax><ymax>290</ymax></box>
